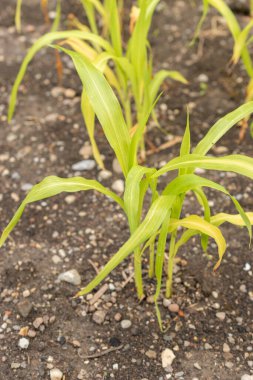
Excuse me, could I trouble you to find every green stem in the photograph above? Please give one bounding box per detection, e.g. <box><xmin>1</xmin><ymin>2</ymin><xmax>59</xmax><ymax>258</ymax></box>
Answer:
<box><xmin>134</xmin><ymin>247</ymin><xmax>143</xmax><ymax>299</ymax></box>
<box><xmin>148</xmin><ymin>240</ymin><xmax>155</xmax><ymax>278</ymax></box>
<box><xmin>124</xmin><ymin>97</ymin><xmax>132</xmax><ymax>130</ymax></box>
<box><xmin>165</xmin><ymin>232</ymin><xmax>177</xmax><ymax>298</ymax></box>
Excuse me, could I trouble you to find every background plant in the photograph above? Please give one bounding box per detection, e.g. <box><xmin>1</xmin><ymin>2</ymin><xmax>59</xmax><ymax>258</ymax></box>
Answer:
<box><xmin>11</xmin><ymin>0</ymin><xmax>187</xmax><ymax>165</ymax></box>
<box><xmin>195</xmin><ymin>0</ymin><xmax>253</xmax><ymax>139</ymax></box>
<box><xmin>2</xmin><ymin>47</ymin><xmax>253</xmax><ymax>328</ymax></box>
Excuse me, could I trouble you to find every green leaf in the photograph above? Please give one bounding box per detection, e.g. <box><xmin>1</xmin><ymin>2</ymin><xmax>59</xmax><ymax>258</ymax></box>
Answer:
<box><xmin>155</xmin><ymin>154</ymin><xmax>253</xmax><ymax>180</ymax></box>
<box><xmin>0</xmin><ymin>176</ymin><xmax>123</xmax><ymax>247</ymax></box>
<box><xmin>211</xmin><ymin>212</ymin><xmax>253</xmax><ymax>226</ymax></box>
<box><xmin>179</xmin><ymin>107</ymin><xmax>191</xmax><ymax>175</ymax></box>
<box><xmin>50</xmin><ymin>0</ymin><xmax>62</xmax><ymax>33</ymax></box>
<box><xmin>194</xmin><ymin>102</ymin><xmax>253</xmax><ymax>155</ymax></box>
<box><xmin>81</xmin><ymin>90</ymin><xmax>104</xmax><ymax>169</ymax></box>
<box><xmin>15</xmin><ymin>0</ymin><xmax>22</xmax><ymax>32</ymax></box>
<box><xmin>55</xmin><ymin>46</ymin><xmax>131</xmax><ymax>177</ymax></box>
<box><xmin>207</xmin><ymin>0</ymin><xmax>253</xmax><ymax>77</ymax></box>
<box><xmin>8</xmin><ymin>30</ymin><xmax>113</xmax><ymax>121</ymax></box>
<box><xmin>76</xmin><ymin>195</ymin><xmax>176</xmax><ymax>296</ymax></box>
<box><xmin>124</xmin><ymin>165</ymin><xmax>156</xmax><ymax>233</ymax></box>
<box><xmin>169</xmin><ymin>215</ymin><xmax>227</xmax><ymax>270</ymax></box>
<box><xmin>149</xmin><ymin>70</ymin><xmax>188</xmax><ymax>106</ymax></box>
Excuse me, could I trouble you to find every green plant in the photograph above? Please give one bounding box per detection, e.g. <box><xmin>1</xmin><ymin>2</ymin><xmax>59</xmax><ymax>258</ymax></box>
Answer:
<box><xmin>2</xmin><ymin>48</ymin><xmax>253</xmax><ymax>328</ymax></box>
<box><xmin>11</xmin><ymin>0</ymin><xmax>187</xmax><ymax>165</ymax></box>
<box><xmin>195</xmin><ymin>0</ymin><xmax>253</xmax><ymax>139</ymax></box>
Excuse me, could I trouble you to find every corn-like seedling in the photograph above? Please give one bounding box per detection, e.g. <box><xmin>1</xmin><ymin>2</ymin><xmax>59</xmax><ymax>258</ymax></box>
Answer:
<box><xmin>195</xmin><ymin>0</ymin><xmax>253</xmax><ymax>139</ymax></box>
<box><xmin>11</xmin><ymin>0</ymin><xmax>187</xmax><ymax>165</ymax></box>
<box><xmin>2</xmin><ymin>48</ymin><xmax>253</xmax><ymax>328</ymax></box>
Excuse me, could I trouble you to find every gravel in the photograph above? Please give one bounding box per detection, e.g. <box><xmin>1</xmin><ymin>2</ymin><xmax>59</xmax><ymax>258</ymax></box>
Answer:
<box><xmin>57</xmin><ymin>269</ymin><xmax>81</xmax><ymax>285</ymax></box>
<box><xmin>120</xmin><ymin>319</ymin><xmax>132</xmax><ymax>329</ymax></box>
<box><xmin>71</xmin><ymin>160</ymin><xmax>96</xmax><ymax>171</ymax></box>
<box><xmin>161</xmin><ymin>348</ymin><xmax>176</xmax><ymax>368</ymax></box>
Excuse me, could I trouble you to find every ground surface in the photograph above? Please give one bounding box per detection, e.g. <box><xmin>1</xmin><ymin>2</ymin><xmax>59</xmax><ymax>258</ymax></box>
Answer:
<box><xmin>0</xmin><ymin>0</ymin><xmax>253</xmax><ymax>379</ymax></box>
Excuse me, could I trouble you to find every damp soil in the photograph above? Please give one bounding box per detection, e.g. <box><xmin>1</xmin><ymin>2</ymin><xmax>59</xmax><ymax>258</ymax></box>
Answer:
<box><xmin>0</xmin><ymin>1</ymin><xmax>253</xmax><ymax>379</ymax></box>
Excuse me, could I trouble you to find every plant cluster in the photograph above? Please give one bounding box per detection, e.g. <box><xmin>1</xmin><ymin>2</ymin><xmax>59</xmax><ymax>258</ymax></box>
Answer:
<box><xmin>11</xmin><ymin>0</ymin><xmax>187</xmax><ymax>164</ymax></box>
<box><xmin>2</xmin><ymin>0</ymin><xmax>253</xmax><ymax>328</ymax></box>
<box><xmin>195</xmin><ymin>0</ymin><xmax>253</xmax><ymax>139</ymax></box>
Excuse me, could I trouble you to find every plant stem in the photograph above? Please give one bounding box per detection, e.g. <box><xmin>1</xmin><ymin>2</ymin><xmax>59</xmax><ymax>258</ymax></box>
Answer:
<box><xmin>165</xmin><ymin>232</ymin><xmax>177</xmax><ymax>298</ymax></box>
<box><xmin>134</xmin><ymin>247</ymin><xmax>143</xmax><ymax>299</ymax></box>
<box><xmin>250</xmin><ymin>0</ymin><xmax>253</xmax><ymax>17</ymax></box>
<box><xmin>148</xmin><ymin>240</ymin><xmax>155</xmax><ymax>278</ymax></box>
<box><xmin>124</xmin><ymin>98</ymin><xmax>132</xmax><ymax>130</ymax></box>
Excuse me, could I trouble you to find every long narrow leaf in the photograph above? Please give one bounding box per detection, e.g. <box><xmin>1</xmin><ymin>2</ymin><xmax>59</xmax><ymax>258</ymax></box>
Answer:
<box><xmin>0</xmin><ymin>176</ymin><xmax>123</xmax><ymax>247</ymax></box>
<box><xmin>55</xmin><ymin>46</ymin><xmax>131</xmax><ymax>177</ymax></box>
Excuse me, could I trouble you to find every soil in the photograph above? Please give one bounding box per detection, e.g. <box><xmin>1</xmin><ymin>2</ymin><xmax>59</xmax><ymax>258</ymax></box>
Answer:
<box><xmin>0</xmin><ymin>1</ymin><xmax>253</xmax><ymax>379</ymax></box>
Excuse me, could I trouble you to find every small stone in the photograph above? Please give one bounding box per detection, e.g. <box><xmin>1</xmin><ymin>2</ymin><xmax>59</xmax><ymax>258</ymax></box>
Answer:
<box><xmin>11</xmin><ymin>363</ymin><xmax>21</xmax><ymax>369</ymax></box>
<box><xmin>17</xmin><ymin>300</ymin><xmax>33</xmax><ymax>318</ymax></box>
<box><xmin>147</xmin><ymin>295</ymin><xmax>155</xmax><ymax>304</ymax></box>
<box><xmin>243</xmin><ymin>263</ymin><xmax>251</xmax><ymax>271</ymax></box>
<box><xmin>72</xmin><ymin>340</ymin><xmax>81</xmax><ymax>347</ymax></box>
<box><xmin>65</xmin><ymin>195</ymin><xmax>76</xmax><ymax>204</ymax></box>
<box><xmin>28</xmin><ymin>330</ymin><xmax>36</xmax><ymax>338</ymax></box>
<box><xmin>204</xmin><ymin>343</ymin><xmax>212</xmax><ymax>350</ymax></box>
<box><xmin>161</xmin><ymin>348</ymin><xmax>176</xmax><ymax>368</ymax></box>
<box><xmin>18</xmin><ymin>337</ymin><xmax>29</xmax><ymax>349</ymax></box>
<box><xmin>19</xmin><ymin>326</ymin><xmax>29</xmax><ymax>336</ymax></box>
<box><xmin>72</xmin><ymin>160</ymin><xmax>96</xmax><ymax>171</ymax></box>
<box><xmin>216</xmin><ymin>312</ymin><xmax>226</xmax><ymax>321</ymax></box>
<box><xmin>33</xmin><ymin>317</ymin><xmax>44</xmax><ymax>329</ymax></box>
<box><xmin>64</xmin><ymin>88</ymin><xmax>76</xmax><ymax>98</ymax></box>
<box><xmin>225</xmin><ymin>362</ymin><xmax>233</xmax><ymax>369</ymax></box>
<box><xmin>21</xmin><ymin>183</ymin><xmax>33</xmax><ymax>191</ymax></box>
<box><xmin>145</xmin><ymin>350</ymin><xmax>157</xmax><ymax>359</ymax></box>
<box><xmin>194</xmin><ymin>362</ymin><xmax>202</xmax><ymax>370</ymax></box>
<box><xmin>168</xmin><ymin>303</ymin><xmax>179</xmax><ymax>313</ymax></box>
<box><xmin>112</xmin><ymin>158</ymin><xmax>122</xmax><ymax>174</ymax></box>
<box><xmin>109</xmin><ymin>337</ymin><xmax>121</xmax><ymax>347</ymax></box>
<box><xmin>22</xmin><ymin>290</ymin><xmax>30</xmax><ymax>298</ymax></box>
<box><xmin>50</xmin><ymin>368</ymin><xmax>63</xmax><ymax>380</ymax></box>
<box><xmin>57</xmin><ymin>269</ymin><xmax>81</xmax><ymax>285</ymax></box>
<box><xmin>223</xmin><ymin>343</ymin><xmax>230</xmax><ymax>353</ymax></box>
<box><xmin>197</xmin><ymin>73</ymin><xmax>209</xmax><ymax>83</ymax></box>
<box><xmin>112</xmin><ymin>363</ymin><xmax>119</xmax><ymax>370</ymax></box>
<box><xmin>212</xmin><ymin>302</ymin><xmax>220</xmax><ymax>310</ymax></box>
<box><xmin>120</xmin><ymin>320</ymin><xmax>132</xmax><ymax>329</ymax></box>
<box><xmin>52</xmin><ymin>255</ymin><xmax>62</xmax><ymax>264</ymax></box>
<box><xmin>241</xmin><ymin>375</ymin><xmax>253</xmax><ymax>380</ymax></box>
<box><xmin>51</xmin><ymin>87</ymin><xmax>64</xmax><ymax>97</ymax></box>
<box><xmin>98</xmin><ymin>170</ymin><xmax>112</xmax><ymax>181</ymax></box>
<box><xmin>92</xmin><ymin>310</ymin><xmax>106</xmax><ymax>325</ymax></box>
<box><xmin>112</xmin><ymin>179</ymin><xmax>124</xmax><ymax>193</ymax></box>
<box><xmin>114</xmin><ymin>313</ymin><xmax>122</xmax><ymax>322</ymax></box>
<box><xmin>240</xmin><ymin>284</ymin><xmax>247</xmax><ymax>293</ymax></box>
<box><xmin>44</xmin><ymin>113</ymin><xmax>59</xmax><ymax>123</ymax></box>
<box><xmin>163</xmin><ymin>298</ymin><xmax>171</xmax><ymax>307</ymax></box>
<box><xmin>79</xmin><ymin>144</ymin><xmax>92</xmax><ymax>158</ymax></box>
<box><xmin>77</xmin><ymin>369</ymin><xmax>87</xmax><ymax>380</ymax></box>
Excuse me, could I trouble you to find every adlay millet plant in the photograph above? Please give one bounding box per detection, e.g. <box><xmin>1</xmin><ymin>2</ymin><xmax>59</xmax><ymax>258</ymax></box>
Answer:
<box><xmin>2</xmin><ymin>48</ymin><xmax>253</xmax><ymax>329</ymax></box>
<box><xmin>11</xmin><ymin>0</ymin><xmax>187</xmax><ymax>166</ymax></box>
<box><xmin>195</xmin><ymin>0</ymin><xmax>253</xmax><ymax>140</ymax></box>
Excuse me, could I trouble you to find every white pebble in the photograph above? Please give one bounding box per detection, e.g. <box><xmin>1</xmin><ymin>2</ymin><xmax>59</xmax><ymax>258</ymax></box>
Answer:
<box><xmin>50</xmin><ymin>368</ymin><xmax>63</xmax><ymax>380</ymax></box>
<box><xmin>57</xmin><ymin>269</ymin><xmax>81</xmax><ymax>285</ymax></box>
<box><xmin>120</xmin><ymin>319</ymin><xmax>132</xmax><ymax>329</ymax></box>
<box><xmin>18</xmin><ymin>338</ymin><xmax>29</xmax><ymax>349</ymax></box>
<box><xmin>112</xmin><ymin>179</ymin><xmax>124</xmax><ymax>193</ymax></box>
<box><xmin>161</xmin><ymin>348</ymin><xmax>175</xmax><ymax>368</ymax></box>
<box><xmin>72</xmin><ymin>160</ymin><xmax>96</xmax><ymax>171</ymax></box>
<box><xmin>241</xmin><ymin>375</ymin><xmax>253</xmax><ymax>380</ymax></box>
